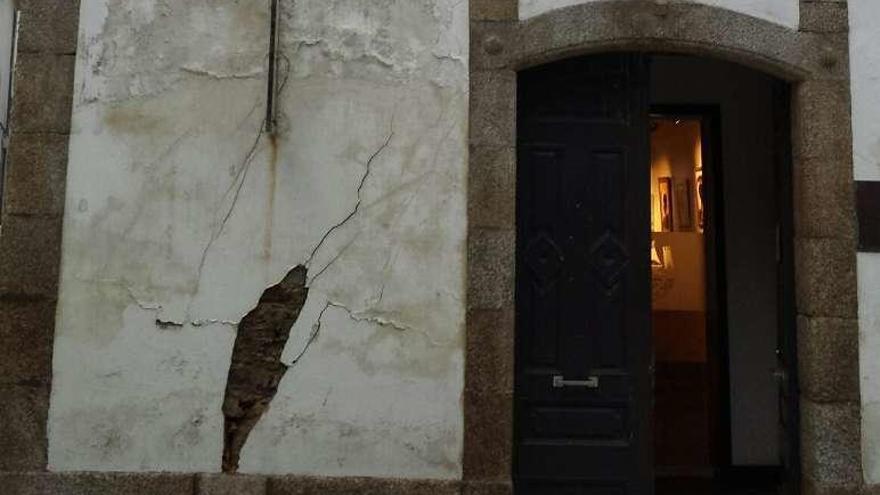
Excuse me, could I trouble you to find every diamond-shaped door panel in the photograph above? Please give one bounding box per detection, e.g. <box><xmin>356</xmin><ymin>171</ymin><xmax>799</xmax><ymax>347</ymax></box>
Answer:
<box><xmin>590</xmin><ymin>231</ymin><xmax>629</xmax><ymax>293</ymax></box>
<box><xmin>524</xmin><ymin>232</ymin><xmax>565</xmax><ymax>292</ymax></box>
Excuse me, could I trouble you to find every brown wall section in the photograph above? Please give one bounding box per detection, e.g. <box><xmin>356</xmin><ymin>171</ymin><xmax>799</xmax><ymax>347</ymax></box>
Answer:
<box><xmin>0</xmin><ymin>0</ymin><xmax>79</xmax><ymax>473</ymax></box>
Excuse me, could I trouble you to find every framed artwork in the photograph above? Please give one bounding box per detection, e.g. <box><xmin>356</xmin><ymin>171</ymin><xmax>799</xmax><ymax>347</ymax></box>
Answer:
<box><xmin>674</xmin><ymin>179</ymin><xmax>694</xmax><ymax>231</ymax></box>
<box><xmin>651</xmin><ymin>193</ymin><xmax>657</xmax><ymax>232</ymax></box>
<box><xmin>695</xmin><ymin>172</ymin><xmax>705</xmax><ymax>233</ymax></box>
<box><xmin>658</xmin><ymin>177</ymin><xmax>673</xmax><ymax>232</ymax></box>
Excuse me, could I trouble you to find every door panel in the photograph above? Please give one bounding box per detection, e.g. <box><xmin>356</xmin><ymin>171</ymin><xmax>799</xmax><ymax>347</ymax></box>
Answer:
<box><xmin>773</xmin><ymin>80</ymin><xmax>799</xmax><ymax>494</ymax></box>
<box><xmin>515</xmin><ymin>54</ymin><xmax>652</xmax><ymax>494</ymax></box>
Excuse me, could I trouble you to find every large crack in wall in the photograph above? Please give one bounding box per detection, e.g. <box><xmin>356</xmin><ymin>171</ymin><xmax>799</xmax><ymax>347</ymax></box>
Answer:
<box><xmin>221</xmin><ymin>265</ymin><xmax>309</xmax><ymax>473</ymax></box>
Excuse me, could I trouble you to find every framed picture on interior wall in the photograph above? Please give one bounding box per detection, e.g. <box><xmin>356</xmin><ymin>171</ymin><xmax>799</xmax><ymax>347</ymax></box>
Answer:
<box><xmin>674</xmin><ymin>178</ymin><xmax>694</xmax><ymax>231</ymax></box>
<box><xmin>695</xmin><ymin>172</ymin><xmax>705</xmax><ymax>233</ymax></box>
<box><xmin>651</xmin><ymin>193</ymin><xmax>657</xmax><ymax>232</ymax></box>
<box><xmin>658</xmin><ymin>177</ymin><xmax>674</xmax><ymax>232</ymax></box>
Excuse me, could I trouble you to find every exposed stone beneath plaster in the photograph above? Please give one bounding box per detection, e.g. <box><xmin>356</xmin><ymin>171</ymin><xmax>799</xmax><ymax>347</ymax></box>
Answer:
<box><xmin>222</xmin><ymin>266</ymin><xmax>309</xmax><ymax>473</ymax></box>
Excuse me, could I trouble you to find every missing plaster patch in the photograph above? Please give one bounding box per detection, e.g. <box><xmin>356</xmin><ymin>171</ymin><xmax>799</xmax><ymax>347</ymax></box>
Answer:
<box><xmin>221</xmin><ymin>265</ymin><xmax>309</xmax><ymax>473</ymax></box>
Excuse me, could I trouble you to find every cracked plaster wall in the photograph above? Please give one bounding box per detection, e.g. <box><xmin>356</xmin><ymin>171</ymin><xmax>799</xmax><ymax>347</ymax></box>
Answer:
<box><xmin>48</xmin><ymin>0</ymin><xmax>467</xmax><ymax>477</ymax></box>
<box><xmin>519</xmin><ymin>0</ymin><xmax>799</xmax><ymax>29</ymax></box>
<box><xmin>851</xmin><ymin>0</ymin><xmax>880</xmax><ymax>486</ymax></box>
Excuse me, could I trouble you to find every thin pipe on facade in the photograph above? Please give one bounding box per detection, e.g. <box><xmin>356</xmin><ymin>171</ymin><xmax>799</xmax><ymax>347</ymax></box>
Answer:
<box><xmin>265</xmin><ymin>0</ymin><xmax>280</xmax><ymax>133</ymax></box>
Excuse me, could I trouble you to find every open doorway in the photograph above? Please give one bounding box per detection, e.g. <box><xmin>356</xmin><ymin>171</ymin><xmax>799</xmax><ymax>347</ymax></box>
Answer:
<box><xmin>650</xmin><ymin>114</ymin><xmax>715</xmax><ymax>479</ymax></box>
<box><xmin>513</xmin><ymin>53</ymin><xmax>797</xmax><ymax>495</ymax></box>
<box><xmin>649</xmin><ymin>56</ymin><xmax>795</xmax><ymax>495</ymax></box>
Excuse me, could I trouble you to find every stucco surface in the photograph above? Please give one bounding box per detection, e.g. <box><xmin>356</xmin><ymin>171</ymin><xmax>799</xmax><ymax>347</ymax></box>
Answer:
<box><xmin>851</xmin><ymin>0</ymin><xmax>880</xmax><ymax>486</ymax></box>
<box><xmin>48</xmin><ymin>0</ymin><xmax>467</xmax><ymax>477</ymax></box>
<box><xmin>851</xmin><ymin>0</ymin><xmax>880</xmax><ymax>183</ymax></box>
<box><xmin>860</xmin><ymin>254</ymin><xmax>880</xmax><ymax>485</ymax></box>
<box><xmin>518</xmin><ymin>0</ymin><xmax>799</xmax><ymax>29</ymax></box>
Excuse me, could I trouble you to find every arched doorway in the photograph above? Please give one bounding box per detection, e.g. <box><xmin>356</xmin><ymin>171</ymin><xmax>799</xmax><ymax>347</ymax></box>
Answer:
<box><xmin>513</xmin><ymin>52</ymin><xmax>794</xmax><ymax>494</ymax></box>
<box><xmin>465</xmin><ymin>2</ymin><xmax>860</xmax><ymax>494</ymax></box>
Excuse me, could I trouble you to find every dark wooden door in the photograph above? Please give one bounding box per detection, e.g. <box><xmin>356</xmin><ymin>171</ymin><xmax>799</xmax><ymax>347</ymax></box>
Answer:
<box><xmin>773</xmin><ymin>81</ymin><xmax>800</xmax><ymax>495</ymax></box>
<box><xmin>515</xmin><ymin>54</ymin><xmax>653</xmax><ymax>494</ymax></box>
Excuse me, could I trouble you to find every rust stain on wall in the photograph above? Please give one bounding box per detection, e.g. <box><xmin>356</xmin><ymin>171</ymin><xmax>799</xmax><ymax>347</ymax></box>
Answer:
<box><xmin>221</xmin><ymin>265</ymin><xmax>309</xmax><ymax>472</ymax></box>
<box><xmin>264</xmin><ymin>134</ymin><xmax>279</xmax><ymax>260</ymax></box>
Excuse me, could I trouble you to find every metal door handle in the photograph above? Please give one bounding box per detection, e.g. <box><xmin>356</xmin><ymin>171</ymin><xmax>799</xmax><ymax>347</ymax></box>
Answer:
<box><xmin>552</xmin><ymin>375</ymin><xmax>599</xmax><ymax>389</ymax></box>
<box><xmin>773</xmin><ymin>368</ymin><xmax>788</xmax><ymax>384</ymax></box>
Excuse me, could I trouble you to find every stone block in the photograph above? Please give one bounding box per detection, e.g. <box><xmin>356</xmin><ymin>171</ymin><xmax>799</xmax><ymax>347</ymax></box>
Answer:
<box><xmin>4</xmin><ymin>132</ymin><xmax>70</xmax><ymax>216</ymax></box>
<box><xmin>470</xmin><ymin>70</ymin><xmax>516</xmax><ymax>147</ymax></box>
<box><xmin>16</xmin><ymin>0</ymin><xmax>81</xmax><ymax>54</ymax></box>
<box><xmin>797</xmin><ymin>316</ymin><xmax>859</xmax><ymax>402</ymax></box>
<box><xmin>0</xmin><ymin>298</ymin><xmax>55</xmax><ymax>385</ymax></box>
<box><xmin>0</xmin><ymin>472</ymin><xmax>195</xmax><ymax>495</ymax></box>
<box><xmin>800</xmin><ymin>400</ymin><xmax>862</xmax><ymax>488</ymax></box>
<box><xmin>467</xmin><ymin>227</ymin><xmax>515</xmax><ymax>310</ymax></box>
<box><xmin>471</xmin><ymin>0</ymin><xmax>517</xmax><ymax>21</ymax></box>
<box><xmin>10</xmin><ymin>53</ymin><xmax>75</xmax><ymax>134</ymax></box>
<box><xmin>198</xmin><ymin>474</ymin><xmax>268</xmax><ymax>495</ymax></box>
<box><xmin>469</xmin><ymin>145</ymin><xmax>515</xmax><ymax>229</ymax></box>
<box><xmin>466</xmin><ymin>308</ymin><xmax>515</xmax><ymax>395</ymax></box>
<box><xmin>469</xmin><ymin>21</ymin><xmax>517</xmax><ymax>71</ymax></box>
<box><xmin>800</xmin><ymin>1</ymin><xmax>848</xmax><ymax>33</ymax></box>
<box><xmin>792</xmin><ymin>80</ymin><xmax>853</xmax><ymax>160</ymax></box>
<box><xmin>794</xmin><ymin>237</ymin><xmax>857</xmax><ymax>318</ymax></box>
<box><xmin>268</xmin><ymin>476</ymin><xmax>460</xmax><ymax>495</ymax></box>
<box><xmin>0</xmin><ymin>384</ymin><xmax>48</xmax><ymax>471</ymax></box>
<box><xmin>792</xmin><ymin>155</ymin><xmax>856</xmax><ymax>241</ymax></box>
<box><xmin>802</xmin><ymin>477</ymin><xmax>862</xmax><ymax>495</ymax></box>
<box><xmin>463</xmin><ymin>390</ymin><xmax>514</xmax><ymax>481</ymax></box>
<box><xmin>0</xmin><ymin>214</ymin><xmax>62</xmax><ymax>298</ymax></box>
<box><xmin>461</xmin><ymin>480</ymin><xmax>514</xmax><ymax>495</ymax></box>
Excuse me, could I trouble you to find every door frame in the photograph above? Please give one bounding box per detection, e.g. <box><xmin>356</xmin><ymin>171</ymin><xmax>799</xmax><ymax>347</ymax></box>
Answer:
<box><xmin>466</xmin><ymin>2</ymin><xmax>860</xmax><ymax>493</ymax></box>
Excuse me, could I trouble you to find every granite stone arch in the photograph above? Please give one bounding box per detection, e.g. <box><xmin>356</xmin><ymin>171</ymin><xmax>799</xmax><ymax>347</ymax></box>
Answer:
<box><xmin>466</xmin><ymin>1</ymin><xmax>860</xmax><ymax>494</ymax></box>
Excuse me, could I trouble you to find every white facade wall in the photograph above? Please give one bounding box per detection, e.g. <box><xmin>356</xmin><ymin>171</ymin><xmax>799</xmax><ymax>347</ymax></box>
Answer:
<box><xmin>850</xmin><ymin>0</ymin><xmax>880</xmax><ymax>486</ymax></box>
<box><xmin>41</xmin><ymin>0</ymin><xmax>880</xmax><ymax>485</ymax></box>
<box><xmin>48</xmin><ymin>0</ymin><xmax>467</xmax><ymax>477</ymax></box>
<box><xmin>519</xmin><ymin>0</ymin><xmax>799</xmax><ymax>28</ymax></box>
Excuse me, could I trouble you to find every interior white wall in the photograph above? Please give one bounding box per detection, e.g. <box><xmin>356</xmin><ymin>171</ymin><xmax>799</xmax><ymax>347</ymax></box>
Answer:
<box><xmin>48</xmin><ymin>0</ymin><xmax>467</xmax><ymax>477</ymax></box>
<box><xmin>519</xmin><ymin>0</ymin><xmax>799</xmax><ymax>29</ymax></box>
<box><xmin>850</xmin><ymin>0</ymin><xmax>880</xmax><ymax>486</ymax></box>
<box><xmin>652</xmin><ymin>55</ymin><xmax>780</xmax><ymax>466</ymax></box>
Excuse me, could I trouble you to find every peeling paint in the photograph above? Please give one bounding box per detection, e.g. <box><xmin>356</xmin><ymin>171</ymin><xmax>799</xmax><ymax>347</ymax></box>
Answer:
<box><xmin>51</xmin><ymin>0</ymin><xmax>467</xmax><ymax>477</ymax></box>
